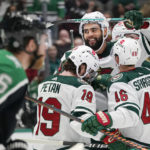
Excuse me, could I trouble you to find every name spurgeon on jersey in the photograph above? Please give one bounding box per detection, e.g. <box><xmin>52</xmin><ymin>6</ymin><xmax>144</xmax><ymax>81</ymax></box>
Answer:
<box><xmin>40</xmin><ymin>82</ymin><xmax>61</xmax><ymax>93</ymax></box>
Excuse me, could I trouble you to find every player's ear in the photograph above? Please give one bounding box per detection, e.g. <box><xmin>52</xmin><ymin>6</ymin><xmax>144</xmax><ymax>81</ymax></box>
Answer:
<box><xmin>79</xmin><ymin>64</ymin><xmax>86</xmax><ymax>76</ymax></box>
<box><xmin>104</xmin><ymin>27</ymin><xmax>108</xmax><ymax>38</ymax></box>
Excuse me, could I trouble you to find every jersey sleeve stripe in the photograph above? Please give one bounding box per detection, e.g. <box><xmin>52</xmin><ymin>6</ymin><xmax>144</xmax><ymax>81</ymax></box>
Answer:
<box><xmin>75</xmin><ymin>106</ymin><xmax>94</xmax><ymax>115</ymax></box>
<box><xmin>124</xmin><ymin>106</ymin><xmax>139</xmax><ymax>116</ymax></box>
<box><xmin>0</xmin><ymin>78</ymin><xmax>28</xmax><ymax>105</ymax></box>
<box><xmin>70</xmin><ymin>111</ymin><xmax>87</xmax><ymax>122</ymax></box>
<box><xmin>114</xmin><ymin>102</ymin><xmax>140</xmax><ymax>111</ymax></box>
<box><xmin>71</xmin><ymin>111</ymin><xmax>86</xmax><ymax>117</ymax></box>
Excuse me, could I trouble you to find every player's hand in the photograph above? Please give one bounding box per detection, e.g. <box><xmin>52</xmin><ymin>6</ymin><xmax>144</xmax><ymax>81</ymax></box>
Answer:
<box><xmin>142</xmin><ymin>57</ymin><xmax>150</xmax><ymax>68</ymax></box>
<box><xmin>81</xmin><ymin>111</ymin><xmax>112</xmax><ymax>136</ymax></box>
<box><xmin>96</xmin><ymin>74</ymin><xmax>112</xmax><ymax>87</ymax></box>
<box><xmin>101</xmin><ymin>129</ymin><xmax>129</xmax><ymax>150</ymax></box>
<box><xmin>124</xmin><ymin>10</ymin><xmax>144</xmax><ymax>30</ymax></box>
<box><xmin>92</xmin><ymin>74</ymin><xmax>111</xmax><ymax>91</ymax></box>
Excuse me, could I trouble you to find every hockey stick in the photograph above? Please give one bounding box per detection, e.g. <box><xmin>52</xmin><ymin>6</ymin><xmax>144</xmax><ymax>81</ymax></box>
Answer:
<box><xmin>25</xmin><ymin>95</ymin><xmax>148</xmax><ymax>150</ymax></box>
<box><xmin>46</xmin><ymin>18</ymin><xmax>150</xmax><ymax>28</ymax></box>
<box><xmin>70</xmin><ymin>29</ymin><xmax>74</xmax><ymax>49</ymax></box>
<box><xmin>19</xmin><ymin>138</ymin><xmax>108</xmax><ymax>149</ymax></box>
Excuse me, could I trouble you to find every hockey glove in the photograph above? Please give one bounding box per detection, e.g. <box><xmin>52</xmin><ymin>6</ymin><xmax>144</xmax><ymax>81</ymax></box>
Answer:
<box><xmin>82</xmin><ymin>111</ymin><xmax>112</xmax><ymax>136</ymax></box>
<box><xmin>92</xmin><ymin>74</ymin><xmax>112</xmax><ymax>91</ymax></box>
<box><xmin>124</xmin><ymin>10</ymin><xmax>143</xmax><ymax>30</ymax></box>
<box><xmin>142</xmin><ymin>57</ymin><xmax>150</xmax><ymax>68</ymax></box>
<box><xmin>96</xmin><ymin>74</ymin><xmax>112</xmax><ymax>87</ymax></box>
<box><xmin>6</xmin><ymin>139</ymin><xmax>28</xmax><ymax>150</ymax></box>
<box><xmin>101</xmin><ymin>129</ymin><xmax>129</xmax><ymax>150</ymax></box>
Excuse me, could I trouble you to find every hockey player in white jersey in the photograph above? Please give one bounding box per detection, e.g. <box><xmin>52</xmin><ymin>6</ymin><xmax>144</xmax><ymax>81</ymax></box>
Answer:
<box><xmin>59</xmin><ymin>10</ymin><xmax>150</xmax><ymax>112</ymax></box>
<box><xmin>33</xmin><ymin>45</ymin><xmax>105</xmax><ymax>150</ymax></box>
<box><xmin>81</xmin><ymin>37</ymin><xmax>150</xmax><ymax>149</ymax></box>
<box><xmin>111</xmin><ymin>19</ymin><xmax>150</xmax><ymax>68</ymax></box>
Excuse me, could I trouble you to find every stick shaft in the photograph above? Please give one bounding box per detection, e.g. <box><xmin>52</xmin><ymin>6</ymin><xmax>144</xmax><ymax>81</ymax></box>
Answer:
<box><xmin>19</xmin><ymin>138</ymin><xmax>108</xmax><ymax>149</ymax></box>
<box><xmin>70</xmin><ymin>29</ymin><xmax>74</xmax><ymax>49</ymax></box>
<box><xmin>25</xmin><ymin>96</ymin><xmax>82</xmax><ymax>122</ymax></box>
<box><xmin>25</xmin><ymin>96</ymin><xmax>148</xmax><ymax>150</ymax></box>
<box><xmin>46</xmin><ymin>18</ymin><xmax>150</xmax><ymax>28</ymax></box>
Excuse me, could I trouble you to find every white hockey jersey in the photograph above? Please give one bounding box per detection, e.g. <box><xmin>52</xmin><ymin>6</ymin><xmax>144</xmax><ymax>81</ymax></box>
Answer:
<box><xmin>107</xmin><ymin>67</ymin><xmax>150</xmax><ymax>147</ymax></box>
<box><xmin>112</xmin><ymin>25</ymin><xmax>150</xmax><ymax>75</ymax></box>
<box><xmin>33</xmin><ymin>74</ymin><xmax>102</xmax><ymax>149</ymax></box>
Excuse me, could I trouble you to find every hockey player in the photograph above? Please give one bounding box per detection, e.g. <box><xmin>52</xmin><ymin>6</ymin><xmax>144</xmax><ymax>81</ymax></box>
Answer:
<box><xmin>112</xmin><ymin>19</ymin><xmax>150</xmax><ymax>68</ymax></box>
<box><xmin>33</xmin><ymin>45</ymin><xmax>105</xmax><ymax>150</ymax></box>
<box><xmin>79</xmin><ymin>10</ymin><xmax>150</xmax><ymax>78</ymax></box>
<box><xmin>0</xmin><ymin>15</ymin><xmax>47</xmax><ymax>150</ymax></box>
<box><xmin>81</xmin><ymin>37</ymin><xmax>150</xmax><ymax>149</ymax></box>
<box><xmin>59</xmin><ymin>10</ymin><xmax>150</xmax><ymax>111</ymax></box>
<box><xmin>111</xmin><ymin>19</ymin><xmax>150</xmax><ymax>72</ymax></box>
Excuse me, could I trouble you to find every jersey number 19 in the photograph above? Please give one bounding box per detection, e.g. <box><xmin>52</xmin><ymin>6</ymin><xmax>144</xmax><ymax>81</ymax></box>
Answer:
<box><xmin>35</xmin><ymin>97</ymin><xmax>61</xmax><ymax>136</ymax></box>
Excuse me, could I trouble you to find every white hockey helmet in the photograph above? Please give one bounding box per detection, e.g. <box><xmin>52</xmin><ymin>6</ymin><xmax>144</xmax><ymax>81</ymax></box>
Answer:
<box><xmin>69</xmin><ymin>45</ymin><xmax>99</xmax><ymax>80</ymax></box>
<box><xmin>112</xmin><ymin>21</ymin><xmax>140</xmax><ymax>42</ymax></box>
<box><xmin>79</xmin><ymin>11</ymin><xmax>109</xmax><ymax>52</ymax></box>
<box><xmin>113</xmin><ymin>37</ymin><xmax>141</xmax><ymax>65</ymax></box>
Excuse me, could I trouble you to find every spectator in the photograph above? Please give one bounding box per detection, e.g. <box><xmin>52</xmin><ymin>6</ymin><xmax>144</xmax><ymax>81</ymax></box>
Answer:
<box><xmin>26</xmin><ymin>69</ymin><xmax>38</xmax><ymax>83</ymax></box>
<box><xmin>112</xmin><ymin>0</ymin><xmax>140</xmax><ymax>17</ymax></box>
<box><xmin>65</xmin><ymin>0</ymin><xmax>88</xmax><ymax>19</ymax></box>
<box><xmin>86</xmin><ymin>0</ymin><xmax>101</xmax><ymax>13</ymax></box>
<box><xmin>62</xmin><ymin>0</ymin><xmax>88</xmax><ymax>36</ymax></box>
<box><xmin>140</xmin><ymin>0</ymin><xmax>150</xmax><ymax>17</ymax></box>
<box><xmin>74</xmin><ymin>36</ymin><xmax>84</xmax><ymax>47</ymax></box>
<box><xmin>47</xmin><ymin>45</ymin><xmax>60</xmax><ymax>75</ymax></box>
<box><xmin>94</xmin><ymin>0</ymin><xmax>113</xmax><ymax>12</ymax></box>
<box><xmin>54</xmin><ymin>29</ymin><xmax>71</xmax><ymax>59</ymax></box>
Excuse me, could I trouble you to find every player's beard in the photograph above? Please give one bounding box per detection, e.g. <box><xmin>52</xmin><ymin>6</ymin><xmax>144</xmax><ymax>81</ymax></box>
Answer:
<box><xmin>84</xmin><ymin>36</ymin><xmax>103</xmax><ymax>51</ymax></box>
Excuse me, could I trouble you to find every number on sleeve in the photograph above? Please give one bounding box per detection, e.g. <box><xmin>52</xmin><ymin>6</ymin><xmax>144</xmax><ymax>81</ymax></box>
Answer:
<box><xmin>35</xmin><ymin>97</ymin><xmax>61</xmax><ymax>136</ymax></box>
<box><xmin>115</xmin><ymin>89</ymin><xmax>128</xmax><ymax>102</ymax></box>
<box><xmin>141</xmin><ymin>92</ymin><xmax>150</xmax><ymax>124</ymax></box>
<box><xmin>81</xmin><ymin>89</ymin><xmax>93</xmax><ymax>103</ymax></box>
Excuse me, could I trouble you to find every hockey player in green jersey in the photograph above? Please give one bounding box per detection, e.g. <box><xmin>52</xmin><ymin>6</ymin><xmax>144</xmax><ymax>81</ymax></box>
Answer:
<box><xmin>33</xmin><ymin>45</ymin><xmax>107</xmax><ymax>150</ymax></box>
<box><xmin>0</xmin><ymin>15</ymin><xmax>47</xmax><ymax>150</ymax></box>
<box><xmin>81</xmin><ymin>37</ymin><xmax>150</xmax><ymax>149</ymax></box>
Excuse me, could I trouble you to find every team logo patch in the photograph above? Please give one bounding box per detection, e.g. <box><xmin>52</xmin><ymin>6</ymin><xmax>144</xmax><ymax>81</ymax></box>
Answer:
<box><xmin>111</xmin><ymin>73</ymin><xmax>123</xmax><ymax>82</ymax></box>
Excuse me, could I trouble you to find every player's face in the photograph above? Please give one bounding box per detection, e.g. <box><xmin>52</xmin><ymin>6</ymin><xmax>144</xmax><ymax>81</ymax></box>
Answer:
<box><xmin>83</xmin><ymin>24</ymin><xmax>103</xmax><ymax>51</ymax></box>
<box><xmin>79</xmin><ymin>64</ymin><xmax>97</xmax><ymax>82</ymax></box>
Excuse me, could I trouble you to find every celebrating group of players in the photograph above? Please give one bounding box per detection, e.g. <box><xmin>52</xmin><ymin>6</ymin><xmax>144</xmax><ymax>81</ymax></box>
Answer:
<box><xmin>0</xmin><ymin>9</ymin><xmax>150</xmax><ymax>150</ymax></box>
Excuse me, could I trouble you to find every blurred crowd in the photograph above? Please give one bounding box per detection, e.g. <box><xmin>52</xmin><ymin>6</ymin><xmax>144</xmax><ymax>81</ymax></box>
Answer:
<box><xmin>0</xmin><ymin>0</ymin><xmax>150</xmax><ymax>129</ymax></box>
